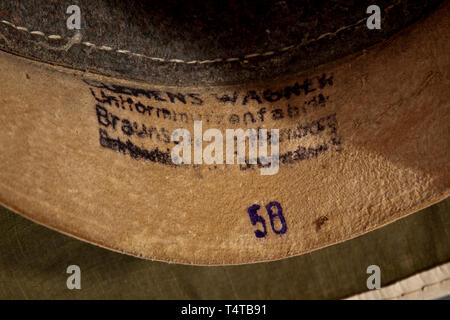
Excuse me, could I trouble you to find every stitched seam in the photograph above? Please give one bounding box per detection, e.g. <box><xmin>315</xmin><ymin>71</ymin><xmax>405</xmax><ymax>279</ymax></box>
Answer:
<box><xmin>0</xmin><ymin>4</ymin><xmax>394</xmax><ymax>64</ymax></box>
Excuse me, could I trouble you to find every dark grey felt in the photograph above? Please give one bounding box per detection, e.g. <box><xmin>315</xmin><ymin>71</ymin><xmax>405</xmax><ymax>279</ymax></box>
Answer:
<box><xmin>0</xmin><ymin>0</ymin><xmax>443</xmax><ymax>85</ymax></box>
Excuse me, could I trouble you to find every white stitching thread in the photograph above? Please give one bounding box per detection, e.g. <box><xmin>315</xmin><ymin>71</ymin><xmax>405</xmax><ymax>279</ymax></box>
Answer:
<box><xmin>0</xmin><ymin>5</ymin><xmax>393</xmax><ymax>64</ymax></box>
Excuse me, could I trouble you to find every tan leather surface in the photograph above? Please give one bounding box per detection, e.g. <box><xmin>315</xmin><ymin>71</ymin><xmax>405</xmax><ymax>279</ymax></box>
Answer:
<box><xmin>1</xmin><ymin>1</ymin><xmax>441</xmax><ymax>85</ymax></box>
<box><xmin>0</xmin><ymin>3</ymin><xmax>449</xmax><ymax>265</ymax></box>
<box><xmin>1</xmin><ymin>197</ymin><xmax>449</xmax><ymax>299</ymax></box>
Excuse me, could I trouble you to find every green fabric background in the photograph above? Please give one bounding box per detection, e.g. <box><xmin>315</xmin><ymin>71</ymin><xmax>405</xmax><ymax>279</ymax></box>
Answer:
<box><xmin>0</xmin><ymin>197</ymin><xmax>449</xmax><ymax>299</ymax></box>
<box><xmin>0</xmin><ymin>0</ymin><xmax>442</xmax><ymax>85</ymax></box>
